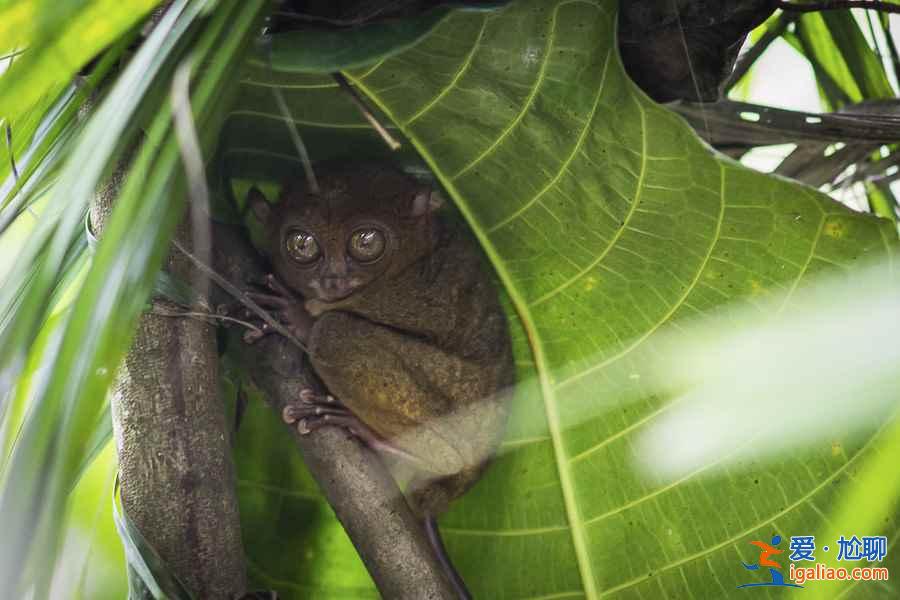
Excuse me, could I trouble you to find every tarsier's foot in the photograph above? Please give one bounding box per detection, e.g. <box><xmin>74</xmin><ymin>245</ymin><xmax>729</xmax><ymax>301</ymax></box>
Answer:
<box><xmin>283</xmin><ymin>388</ymin><xmax>422</xmax><ymax>464</ymax></box>
<box><xmin>282</xmin><ymin>388</ymin><xmax>350</xmax><ymax>434</ymax></box>
<box><xmin>217</xmin><ymin>274</ymin><xmax>312</xmax><ymax>344</ymax></box>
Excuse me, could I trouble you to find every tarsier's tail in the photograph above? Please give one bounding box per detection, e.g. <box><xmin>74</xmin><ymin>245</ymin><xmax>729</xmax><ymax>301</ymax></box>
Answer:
<box><xmin>423</xmin><ymin>515</ymin><xmax>472</xmax><ymax>600</ymax></box>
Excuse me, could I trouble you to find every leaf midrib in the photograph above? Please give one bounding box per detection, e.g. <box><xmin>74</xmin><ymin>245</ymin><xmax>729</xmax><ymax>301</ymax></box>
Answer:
<box><xmin>348</xmin><ymin>4</ymin><xmax>603</xmax><ymax>596</ymax></box>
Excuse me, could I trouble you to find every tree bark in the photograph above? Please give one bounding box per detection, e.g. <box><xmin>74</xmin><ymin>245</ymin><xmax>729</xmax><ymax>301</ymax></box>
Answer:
<box><xmin>92</xmin><ymin>172</ymin><xmax>247</xmax><ymax>598</ymax></box>
<box><xmin>618</xmin><ymin>0</ymin><xmax>776</xmax><ymax>102</ymax></box>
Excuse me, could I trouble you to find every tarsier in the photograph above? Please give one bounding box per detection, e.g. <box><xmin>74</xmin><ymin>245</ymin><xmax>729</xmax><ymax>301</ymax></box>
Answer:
<box><xmin>244</xmin><ymin>161</ymin><xmax>513</xmax><ymax>598</ymax></box>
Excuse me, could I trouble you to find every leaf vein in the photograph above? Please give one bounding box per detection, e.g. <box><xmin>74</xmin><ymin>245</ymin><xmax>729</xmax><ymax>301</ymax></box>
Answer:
<box><xmin>596</xmin><ymin>421</ymin><xmax>887</xmax><ymax>596</ymax></box>
<box><xmin>403</xmin><ymin>17</ymin><xmax>489</xmax><ymax>126</ymax></box>
<box><xmin>447</xmin><ymin>2</ymin><xmax>563</xmax><ymax>181</ymax></box>
<box><xmin>556</xmin><ymin>163</ymin><xmax>727</xmax><ymax>389</ymax></box>
<box><xmin>487</xmin><ymin>48</ymin><xmax>612</xmax><ymax>233</ymax></box>
<box><xmin>527</xmin><ymin>100</ymin><xmax>648</xmax><ymax>308</ymax></box>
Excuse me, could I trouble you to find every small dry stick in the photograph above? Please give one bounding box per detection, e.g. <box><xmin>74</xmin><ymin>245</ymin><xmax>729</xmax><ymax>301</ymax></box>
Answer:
<box><xmin>332</xmin><ymin>72</ymin><xmax>401</xmax><ymax>151</ymax></box>
<box><xmin>0</xmin><ymin>49</ymin><xmax>26</xmax><ymax>62</ymax></box>
<box><xmin>150</xmin><ymin>305</ymin><xmax>263</xmax><ymax>334</ymax></box>
<box><xmin>272</xmin><ymin>86</ymin><xmax>320</xmax><ymax>195</ymax></box>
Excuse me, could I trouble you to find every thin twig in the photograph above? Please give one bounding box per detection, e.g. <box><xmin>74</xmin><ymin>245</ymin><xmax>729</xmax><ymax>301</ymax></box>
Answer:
<box><xmin>0</xmin><ymin>48</ymin><xmax>26</xmax><ymax>62</ymax></box>
<box><xmin>171</xmin><ymin>239</ymin><xmax>308</xmax><ymax>352</ymax></box>
<box><xmin>673</xmin><ymin>9</ymin><xmax>707</xmax><ymax>128</ymax></box>
<box><xmin>260</xmin><ymin>34</ymin><xmax>319</xmax><ymax>195</ymax></box>
<box><xmin>149</xmin><ymin>306</ymin><xmax>264</xmax><ymax>333</ymax></box>
<box><xmin>333</xmin><ymin>72</ymin><xmax>401</xmax><ymax>151</ymax></box>
<box><xmin>271</xmin><ymin>86</ymin><xmax>320</xmax><ymax>194</ymax></box>
<box><xmin>725</xmin><ymin>13</ymin><xmax>797</xmax><ymax>92</ymax></box>
<box><xmin>777</xmin><ymin>1</ymin><xmax>900</xmax><ymax>14</ymax></box>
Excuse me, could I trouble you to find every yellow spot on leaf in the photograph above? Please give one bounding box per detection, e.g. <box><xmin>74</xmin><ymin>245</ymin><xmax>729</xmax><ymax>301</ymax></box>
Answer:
<box><xmin>750</xmin><ymin>280</ymin><xmax>764</xmax><ymax>295</ymax></box>
<box><xmin>824</xmin><ymin>219</ymin><xmax>846</xmax><ymax>238</ymax></box>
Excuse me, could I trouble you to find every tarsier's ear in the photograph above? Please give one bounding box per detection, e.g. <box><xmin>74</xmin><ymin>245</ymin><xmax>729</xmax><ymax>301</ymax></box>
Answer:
<box><xmin>247</xmin><ymin>186</ymin><xmax>271</xmax><ymax>223</ymax></box>
<box><xmin>410</xmin><ymin>187</ymin><xmax>445</xmax><ymax>218</ymax></box>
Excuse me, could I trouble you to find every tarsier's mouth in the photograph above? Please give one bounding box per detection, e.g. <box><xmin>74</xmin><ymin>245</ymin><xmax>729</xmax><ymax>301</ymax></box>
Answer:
<box><xmin>315</xmin><ymin>289</ymin><xmax>354</xmax><ymax>302</ymax></box>
<box><xmin>311</xmin><ymin>277</ymin><xmax>361</xmax><ymax>302</ymax></box>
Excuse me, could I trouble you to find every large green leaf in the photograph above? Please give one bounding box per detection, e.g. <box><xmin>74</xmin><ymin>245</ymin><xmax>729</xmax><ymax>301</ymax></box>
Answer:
<box><xmin>223</xmin><ymin>1</ymin><xmax>899</xmax><ymax>598</ymax></box>
<box><xmin>352</xmin><ymin>5</ymin><xmax>898</xmax><ymax>599</ymax></box>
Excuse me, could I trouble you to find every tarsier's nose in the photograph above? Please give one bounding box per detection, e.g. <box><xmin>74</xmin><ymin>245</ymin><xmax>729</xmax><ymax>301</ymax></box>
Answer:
<box><xmin>327</xmin><ymin>256</ymin><xmax>348</xmax><ymax>276</ymax></box>
<box><xmin>322</xmin><ymin>277</ymin><xmax>350</xmax><ymax>292</ymax></box>
<box><xmin>322</xmin><ymin>277</ymin><xmax>352</xmax><ymax>295</ymax></box>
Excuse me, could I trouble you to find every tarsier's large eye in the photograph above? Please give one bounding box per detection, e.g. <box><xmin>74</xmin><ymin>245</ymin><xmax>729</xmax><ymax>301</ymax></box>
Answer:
<box><xmin>285</xmin><ymin>229</ymin><xmax>321</xmax><ymax>264</ymax></box>
<box><xmin>347</xmin><ymin>228</ymin><xmax>386</xmax><ymax>263</ymax></box>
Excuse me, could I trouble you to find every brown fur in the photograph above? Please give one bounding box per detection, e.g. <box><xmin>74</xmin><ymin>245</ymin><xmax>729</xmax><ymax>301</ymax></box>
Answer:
<box><xmin>253</xmin><ymin>162</ymin><xmax>514</xmax><ymax>516</ymax></box>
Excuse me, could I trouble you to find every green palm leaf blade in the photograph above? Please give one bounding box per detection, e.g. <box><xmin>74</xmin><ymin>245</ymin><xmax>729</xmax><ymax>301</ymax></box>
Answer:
<box><xmin>794</xmin><ymin>11</ymin><xmax>894</xmax><ymax>109</ymax></box>
<box><xmin>0</xmin><ymin>0</ymin><xmax>161</xmax><ymax>122</ymax></box>
<box><xmin>0</xmin><ymin>0</ymin><xmax>270</xmax><ymax>594</ymax></box>
<box><xmin>224</xmin><ymin>1</ymin><xmax>898</xmax><ymax>598</ymax></box>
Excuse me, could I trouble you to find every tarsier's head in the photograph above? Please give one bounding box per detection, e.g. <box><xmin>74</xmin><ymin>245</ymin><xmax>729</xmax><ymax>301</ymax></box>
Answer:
<box><xmin>249</xmin><ymin>162</ymin><xmax>444</xmax><ymax>302</ymax></box>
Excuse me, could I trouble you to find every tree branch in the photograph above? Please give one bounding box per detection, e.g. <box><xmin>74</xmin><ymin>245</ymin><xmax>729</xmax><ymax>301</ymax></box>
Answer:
<box><xmin>92</xmin><ymin>162</ymin><xmax>247</xmax><ymax>598</ymax></box>
<box><xmin>211</xmin><ymin>223</ymin><xmax>457</xmax><ymax>600</ymax></box>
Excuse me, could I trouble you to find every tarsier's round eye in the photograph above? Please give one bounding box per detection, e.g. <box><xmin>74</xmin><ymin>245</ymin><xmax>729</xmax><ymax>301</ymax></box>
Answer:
<box><xmin>285</xmin><ymin>230</ymin><xmax>320</xmax><ymax>264</ymax></box>
<box><xmin>347</xmin><ymin>228</ymin><xmax>386</xmax><ymax>263</ymax></box>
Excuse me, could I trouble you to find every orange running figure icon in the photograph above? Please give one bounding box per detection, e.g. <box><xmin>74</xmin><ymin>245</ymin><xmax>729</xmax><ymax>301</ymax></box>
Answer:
<box><xmin>749</xmin><ymin>539</ymin><xmax>783</xmax><ymax>568</ymax></box>
<box><xmin>737</xmin><ymin>535</ymin><xmax>802</xmax><ymax>589</ymax></box>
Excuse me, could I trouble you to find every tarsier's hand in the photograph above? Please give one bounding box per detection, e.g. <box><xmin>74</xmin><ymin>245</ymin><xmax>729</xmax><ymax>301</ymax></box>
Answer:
<box><xmin>219</xmin><ymin>273</ymin><xmax>314</xmax><ymax>344</ymax></box>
